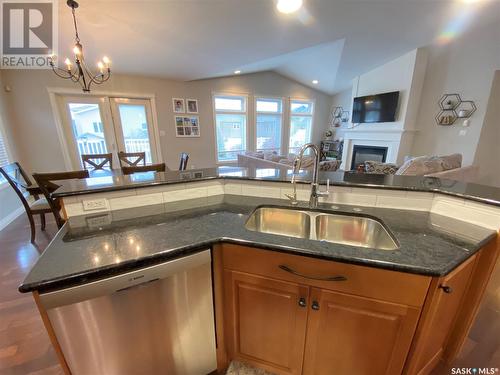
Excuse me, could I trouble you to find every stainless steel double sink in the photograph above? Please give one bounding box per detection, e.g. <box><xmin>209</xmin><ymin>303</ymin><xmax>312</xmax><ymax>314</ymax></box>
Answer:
<box><xmin>245</xmin><ymin>206</ymin><xmax>399</xmax><ymax>251</ymax></box>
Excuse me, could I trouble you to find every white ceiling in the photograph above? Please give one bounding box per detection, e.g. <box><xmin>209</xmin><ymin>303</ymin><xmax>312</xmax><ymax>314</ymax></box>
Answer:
<box><xmin>55</xmin><ymin>0</ymin><xmax>500</xmax><ymax>95</ymax></box>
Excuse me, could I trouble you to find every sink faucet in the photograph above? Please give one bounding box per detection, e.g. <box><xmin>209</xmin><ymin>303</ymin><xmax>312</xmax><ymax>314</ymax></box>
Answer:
<box><xmin>286</xmin><ymin>143</ymin><xmax>330</xmax><ymax>208</ymax></box>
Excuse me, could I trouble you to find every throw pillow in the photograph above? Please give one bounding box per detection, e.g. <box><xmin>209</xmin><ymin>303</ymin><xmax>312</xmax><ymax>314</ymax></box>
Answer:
<box><xmin>364</xmin><ymin>161</ymin><xmax>399</xmax><ymax>175</ymax></box>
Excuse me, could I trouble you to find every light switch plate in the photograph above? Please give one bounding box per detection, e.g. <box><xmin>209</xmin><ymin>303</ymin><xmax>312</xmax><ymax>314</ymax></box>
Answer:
<box><xmin>82</xmin><ymin>198</ymin><xmax>109</xmax><ymax>211</ymax></box>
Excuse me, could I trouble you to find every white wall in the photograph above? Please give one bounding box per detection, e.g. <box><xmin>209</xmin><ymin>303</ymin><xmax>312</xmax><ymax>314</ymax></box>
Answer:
<box><xmin>1</xmin><ymin>70</ymin><xmax>332</xmax><ymax>173</ymax></box>
<box><xmin>411</xmin><ymin>22</ymin><xmax>500</xmax><ymax>166</ymax></box>
<box><xmin>472</xmin><ymin>71</ymin><xmax>500</xmax><ymax>187</ymax></box>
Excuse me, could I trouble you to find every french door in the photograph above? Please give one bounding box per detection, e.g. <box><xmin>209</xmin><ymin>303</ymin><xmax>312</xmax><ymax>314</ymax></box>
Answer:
<box><xmin>59</xmin><ymin>95</ymin><xmax>160</xmax><ymax>170</ymax></box>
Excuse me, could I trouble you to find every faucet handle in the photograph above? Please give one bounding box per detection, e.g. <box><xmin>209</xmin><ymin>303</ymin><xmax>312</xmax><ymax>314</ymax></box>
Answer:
<box><xmin>317</xmin><ymin>179</ymin><xmax>330</xmax><ymax>198</ymax></box>
<box><xmin>285</xmin><ymin>192</ymin><xmax>299</xmax><ymax>205</ymax></box>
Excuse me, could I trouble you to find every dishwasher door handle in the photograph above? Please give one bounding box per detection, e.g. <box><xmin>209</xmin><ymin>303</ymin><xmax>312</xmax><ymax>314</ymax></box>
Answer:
<box><xmin>116</xmin><ymin>278</ymin><xmax>160</xmax><ymax>293</ymax></box>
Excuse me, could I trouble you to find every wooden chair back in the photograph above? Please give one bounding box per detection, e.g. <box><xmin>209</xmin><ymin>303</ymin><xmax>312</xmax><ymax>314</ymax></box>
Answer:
<box><xmin>0</xmin><ymin>162</ymin><xmax>34</xmax><ymax>214</ymax></box>
<box><xmin>118</xmin><ymin>151</ymin><xmax>146</xmax><ymax>167</ymax></box>
<box><xmin>33</xmin><ymin>170</ymin><xmax>89</xmax><ymax>228</ymax></box>
<box><xmin>122</xmin><ymin>163</ymin><xmax>166</xmax><ymax>175</ymax></box>
<box><xmin>82</xmin><ymin>153</ymin><xmax>113</xmax><ymax>170</ymax></box>
<box><xmin>179</xmin><ymin>152</ymin><xmax>189</xmax><ymax>171</ymax></box>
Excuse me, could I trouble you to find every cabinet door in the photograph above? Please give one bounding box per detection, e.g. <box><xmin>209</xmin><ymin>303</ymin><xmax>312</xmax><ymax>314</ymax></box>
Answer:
<box><xmin>404</xmin><ymin>256</ymin><xmax>476</xmax><ymax>375</ymax></box>
<box><xmin>224</xmin><ymin>270</ymin><xmax>309</xmax><ymax>375</ymax></box>
<box><xmin>303</xmin><ymin>288</ymin><xmax>421</xmax><ymax>375</ymax></box>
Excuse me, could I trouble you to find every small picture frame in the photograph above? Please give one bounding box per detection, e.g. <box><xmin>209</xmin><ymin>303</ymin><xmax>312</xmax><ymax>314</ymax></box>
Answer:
<box><xmin>186</xmin><ymin>99</ymin><xmax>198</xmax><ymax>114</ymax></box>
<box><xmin>175</xmin><ymin>115</ymin><xmax>200</xmax><ymax>137</ymax></box>
<box><xmin>172</xmin><ymin>98</ymin><xmax>185</xmax><ymax>113</ymax></box>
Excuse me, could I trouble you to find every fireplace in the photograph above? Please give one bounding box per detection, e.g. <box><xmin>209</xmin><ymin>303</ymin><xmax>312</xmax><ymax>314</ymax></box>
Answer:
<box><xmin>350</xmin><ymin>145</ymin><xmax>388</xmax><ymax>170</ymax></box>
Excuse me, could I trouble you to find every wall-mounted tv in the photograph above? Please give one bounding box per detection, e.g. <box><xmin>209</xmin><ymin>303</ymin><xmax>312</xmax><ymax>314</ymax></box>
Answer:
<box><xmin>352</xmin><ymin>91</ymin><xmax>399</xmax><ymax>123</ymax></box>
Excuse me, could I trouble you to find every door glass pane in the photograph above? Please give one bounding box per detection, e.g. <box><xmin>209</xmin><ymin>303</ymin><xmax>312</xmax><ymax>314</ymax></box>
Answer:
<box><xmin>216</xmin><ymin>114</ymin><xmax>246</xmax><ymax>161</ymax></box>
<box><xmin>117</xmin><ymin>104</ymin><xmax>152</xmax><ymax>164</ymax></box>
<box><xmin>68</xmin><ymin>103</ymin><xmax>108</xmax><ymax>164</ymax></box>
<box><xmin>289</xmin><ymin>116</ymin><xmax>312</xmax><ymax>154</ymax></box>
<box><xmin>256</xmin><ymin>114</ymin><xmax>281</xmax><ymax>153</ymax></box>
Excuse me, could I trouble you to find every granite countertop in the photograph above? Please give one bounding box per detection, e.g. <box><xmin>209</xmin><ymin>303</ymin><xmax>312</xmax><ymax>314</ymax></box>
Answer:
<box><xmin>51</xmin><ymin>166</ymin><xmax>500</xmax><ymax>207</ymax></box>
<box><xmin>20</xmin><ymin>195</ymin><xmax>496</xmax><ymax>293</ymax></box>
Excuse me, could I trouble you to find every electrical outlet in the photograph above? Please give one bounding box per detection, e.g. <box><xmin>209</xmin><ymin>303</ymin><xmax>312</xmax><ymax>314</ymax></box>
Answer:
<box><xmin>82</xmin><ymin>198</ymin><xmax>109</xmax><ymax>211</ymax></box>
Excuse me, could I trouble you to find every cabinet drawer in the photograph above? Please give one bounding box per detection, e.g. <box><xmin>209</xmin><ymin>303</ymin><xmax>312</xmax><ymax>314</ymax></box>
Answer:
<box><xmin>220</xmin><ymin>244</ymin><xmax>431</xmax><ymax>307</ymax></box>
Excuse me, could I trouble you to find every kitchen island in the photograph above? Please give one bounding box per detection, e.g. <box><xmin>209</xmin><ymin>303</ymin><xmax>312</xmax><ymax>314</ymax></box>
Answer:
<box><xmin>19</xmin><ymin>168</ymin><xmax>500</xmax><ymax>375</ymax></box>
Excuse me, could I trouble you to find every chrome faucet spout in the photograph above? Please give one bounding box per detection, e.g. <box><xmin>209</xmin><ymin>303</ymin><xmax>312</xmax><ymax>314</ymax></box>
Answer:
<box><xmin>289</xmin><ymin>143</ymin><xmax>330</xmax><ymax>208</ymax></box>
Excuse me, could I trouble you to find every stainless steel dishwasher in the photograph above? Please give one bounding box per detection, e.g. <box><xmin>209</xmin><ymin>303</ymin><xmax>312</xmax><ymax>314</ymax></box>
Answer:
<box><xmin>38</xmin><ymin>250</ymin><xmax>217</xmax><ymax>375</ymax></box>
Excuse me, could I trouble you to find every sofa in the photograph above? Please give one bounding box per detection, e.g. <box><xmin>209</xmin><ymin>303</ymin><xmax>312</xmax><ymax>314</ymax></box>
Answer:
<box><xmin>237</xmin><ymin>151</ymin><xmax>342</xmax><ymax>172</ymax></box>
<box><xmin>362</xmin><ymin>153</ymin><xmax>479</xmax><ymax>182</ymax></box>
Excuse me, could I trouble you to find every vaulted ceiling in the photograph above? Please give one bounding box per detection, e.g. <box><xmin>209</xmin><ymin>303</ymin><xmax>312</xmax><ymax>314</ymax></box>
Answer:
<box><xmin>56</xmin><ymin>0</ymin><xmax>500</xmax><ymax>94</ymax></box>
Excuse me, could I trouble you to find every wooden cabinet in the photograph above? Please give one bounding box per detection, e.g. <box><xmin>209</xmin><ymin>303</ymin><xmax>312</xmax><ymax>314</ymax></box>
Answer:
<box><xmin>218</xmin><ymin>244</ymin><xmax>430</xmax><ymax>375</ymax></box>
<box><xmin>224</xmin><ymin>270</ymin><xmax>309</xmax><ymax>375</ymax></box>
<box><xmin>303</xmin><ymin>288</ymin><xmax>420</xmax><ymax>375</ymax></box>
<box><xmin>404</xmin><ymin>256</ymin><xmax>476</xmax><ymax>375</ymax></box>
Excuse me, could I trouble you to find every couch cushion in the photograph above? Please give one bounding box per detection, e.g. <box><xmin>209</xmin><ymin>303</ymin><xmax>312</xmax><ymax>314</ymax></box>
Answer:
<box><xmin>320</xmin><ymin>160</ymin><xmax>342</xmax><ymax>171</ymax></box>
<box><xmin>364</xmin><ymin>161</ymin><xmax>399</xmax><ymax>175</ymax></box>
<box><xmin>396</xmin><ymin>153</ymin><xmax>462</xmax><ymax>176</ymax></box>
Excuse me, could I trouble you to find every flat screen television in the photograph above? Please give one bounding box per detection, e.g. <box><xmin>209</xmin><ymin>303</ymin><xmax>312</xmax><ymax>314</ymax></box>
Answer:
<box><xmin>352</xmin><ymin>91</ymin><xmax>399</xmax><ymax>123</ymax></box>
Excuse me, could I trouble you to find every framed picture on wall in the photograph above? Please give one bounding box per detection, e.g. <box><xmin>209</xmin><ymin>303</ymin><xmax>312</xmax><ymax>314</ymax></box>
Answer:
<box><xmin>175</xmin><ymin>115</ymin><xmax>200</xmax><ymax>137</ymax></box>
<box><xmin>172</xmin><ymin>98</ymin><xmax>185</xmax><ymax>113</ymax></box>
<box><xmin>186</xmin><ymin>99</ymin><xmax>198</xmax><ymax>114</ymax></box>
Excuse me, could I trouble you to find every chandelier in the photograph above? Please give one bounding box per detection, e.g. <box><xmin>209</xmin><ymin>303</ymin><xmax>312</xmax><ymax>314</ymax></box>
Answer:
<box><xmin>49</xmin><ymin>0</ymin><xmax>111</xmax><ymax>92</ymax></box>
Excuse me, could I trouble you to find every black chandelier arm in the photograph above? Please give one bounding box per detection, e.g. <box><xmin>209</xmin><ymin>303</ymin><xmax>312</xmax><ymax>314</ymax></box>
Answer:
<box><xmin>50</xmin><ymin>65</ymin><xmax>79</xmax><ymax>81</ymax></box>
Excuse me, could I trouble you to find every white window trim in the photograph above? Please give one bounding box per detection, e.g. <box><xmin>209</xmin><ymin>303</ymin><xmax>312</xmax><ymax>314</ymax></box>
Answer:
<box><xmin>254</xmin><ymin>96</ymin><xmax>284</xmax><ymax>154</ymax></box>
<box><xmin>288</xmin><ymin>97</ymin><xmax>316</xmax><ymax>154</ymax></box>
<box><xmin>0</xmin><ymin>113</ymin><xmax>13</xmax><ymax>187</ymax></box>
<box><xmin>47</xmin><ymin>87</ymin><xmax>163</xmax><ymax>171</ymax></box>
<box><xmin>212</xmin><ymin>92</ymin><xmax>249</xmax><ymax>164</ymax></box>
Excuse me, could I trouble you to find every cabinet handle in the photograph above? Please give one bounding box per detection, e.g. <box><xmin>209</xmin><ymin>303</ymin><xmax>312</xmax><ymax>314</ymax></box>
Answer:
<box><xmin>298</xmin><ymin>297</ymin><xmax>307</xmax><ymax>307</ymax></box>
<box><xmin>312</xmin><ymin>301</ymin><xmax>320</xmax><ymax>310</ymax></box>
<box><xmin>439</xmin><ymin>285</ymin><xmax>453</xmax><ymax>294</ymax></box>
<box><xmin>279</xmin><ymin>265</ymin><xmax>347</xmax><ymax>282</ymax></box>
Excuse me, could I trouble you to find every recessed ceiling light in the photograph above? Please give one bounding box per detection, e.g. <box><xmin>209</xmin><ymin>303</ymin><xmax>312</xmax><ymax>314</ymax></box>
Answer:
<box><xmin>277</xmin><ymin>0</ymin><xmax>303</xmax><ymax>14</ymax></box>
<box><xmin>234</xmin><ymin>70</ymin><xmax>241</xmax><ymax>74</ymax></box>
<box><xmin>312</xmin><ymin>80</ymin><xmax>319</xmax><ymax>84</ymax></box>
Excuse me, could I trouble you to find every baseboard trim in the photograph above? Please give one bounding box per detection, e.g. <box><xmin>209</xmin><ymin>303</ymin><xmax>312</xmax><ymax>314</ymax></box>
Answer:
<box><xmin>0</xmin><ymin>205</ymin><xmax>25</xmax><ymax>232</ymax></box>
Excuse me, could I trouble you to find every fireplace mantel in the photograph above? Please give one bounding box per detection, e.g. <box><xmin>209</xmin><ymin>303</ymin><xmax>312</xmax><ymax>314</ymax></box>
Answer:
<box><xmin>339</xmin><ymin>128</ymin><xmax>416</xmax><ymax>170</ymax></box>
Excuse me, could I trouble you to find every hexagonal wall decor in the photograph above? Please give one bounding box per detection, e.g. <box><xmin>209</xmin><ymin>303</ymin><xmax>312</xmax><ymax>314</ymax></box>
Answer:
<box><xmin>455</xmin><ymin>100</ymin><xmax>477</xmax><ymax>118</ymax></box>
<box><xmin>436</xmin><ymin>94</ymin><xmax>476</xmax><ymax>126</ymax></box>
<box><xmin>439</xmin><ymin>94</ymin><xmax>462</xmax><ymax>110</ymax></box>
<box><xmin>436</xmin><ymin>109</ymin><xmax>457</xmax><ymax>126</ymax></box>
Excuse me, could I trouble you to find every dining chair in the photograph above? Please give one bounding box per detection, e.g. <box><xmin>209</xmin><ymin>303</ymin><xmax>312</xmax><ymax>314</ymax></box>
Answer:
<box><xmin>0</xmin><ymin>162</ymin><xmax>53</xmax><ymax>243</ymax></box>
<box><xmin>118</xmin><ymin>151</ymin><xmax>146</xmax><ymax>167</ymax></box>
<box><xmin>122</xmin><ymin>163</ymin><xmax>166</xmax><ymax>175</ymax></box>
<box><xmin>32</xmin><ymin>170</ymin><xmax>89</xmax><ymax>229</ymax></box>
<box><xmin>81</xmin><ymin>153</ymin><xmax>113</xmax><ymax>171</ymax></box>
<box><xmin>179</xmin><ymin>152</ymin><xmax>189</xmax><ymax>171</ymax></box>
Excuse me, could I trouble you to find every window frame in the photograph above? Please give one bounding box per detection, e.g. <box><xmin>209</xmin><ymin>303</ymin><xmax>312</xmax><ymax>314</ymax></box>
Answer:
<box><xmin>254</xmin><ymin>96</ymin><xmax>284</xmax><ymax>154</ymax></box>
<box><xmin>288</xmin><ymin>98</ymin><xmax>315</xmax><ymax>154</ymax></box>
<box><xmin>0</xmin><ymin>120</ymin><xmax>12</xmax><ymax>188</ymax></box>
<box><xmin>212</xmin><ymin>92</ymin><xmax>249</xmax><ymax>164</ymax></box>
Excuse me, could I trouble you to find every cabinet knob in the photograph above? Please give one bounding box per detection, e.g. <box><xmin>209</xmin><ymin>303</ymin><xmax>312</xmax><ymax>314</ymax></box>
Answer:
<box><xmin>298</xmin><ymin>297</ymin><xmax>306</xmax><ymax>307</ymax></box>
<box><xmin>439</xmin><ymin>285</ymin><xmax>453</xmax><ymax>294</ymax></box>
<box><xmin>312</xmin><ymin>301</ymin><xmax>320</xmax><ymax>310</ymax></box>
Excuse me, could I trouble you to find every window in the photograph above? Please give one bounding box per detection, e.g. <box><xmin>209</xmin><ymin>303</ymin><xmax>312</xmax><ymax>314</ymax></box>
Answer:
<box><xmin>0</xmin><ymin>134</ymin><xmax>8</xmax><ymax>168</ymax></box>
<box><xmin>255</xmin><ymin>97</ymin><xmax>283</xmax><ymax>153</ymax></box>
<box><xmin>289</xmin><ymin>99</ymin><xmax>314</xmax><ymax>154</ymax></box>
<box><xmin>214</xmin><ymin>94</ymin><xmax>247</xmax><ymax>162</ymax></box>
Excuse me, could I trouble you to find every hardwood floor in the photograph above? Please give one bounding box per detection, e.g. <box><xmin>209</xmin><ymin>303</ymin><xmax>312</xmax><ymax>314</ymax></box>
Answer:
<box><xmin>0</xmin><ymin>214</ymin><xmax>62</xmax><ymax>375</ymax></box>
<box><xmin>0</xmin><ymin>213</ymin><xmax>497</xmax><ymax>375</ymax></box>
